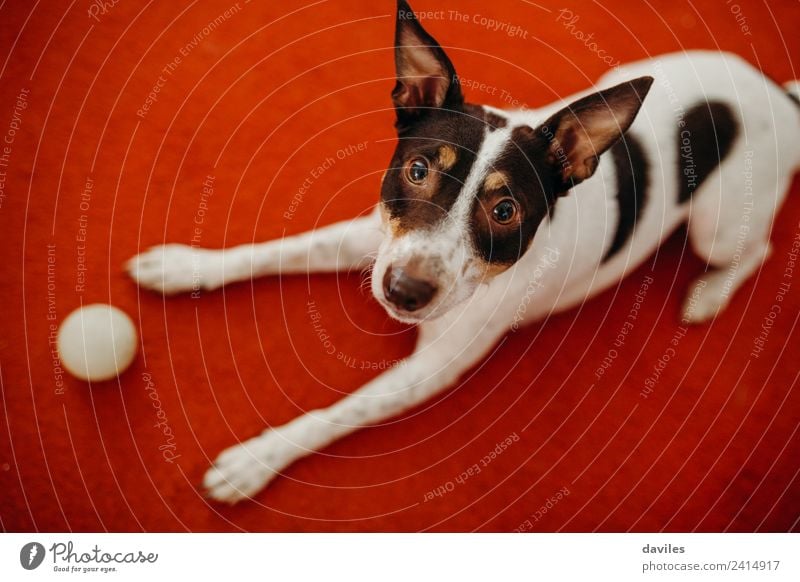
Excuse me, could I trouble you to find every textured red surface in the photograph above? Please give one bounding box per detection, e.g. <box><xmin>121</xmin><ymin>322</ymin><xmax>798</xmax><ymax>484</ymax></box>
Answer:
<box><xmin>1</xmin><ymin>0</ymin><xmax>798</xmax><ymax>532</ymax></box>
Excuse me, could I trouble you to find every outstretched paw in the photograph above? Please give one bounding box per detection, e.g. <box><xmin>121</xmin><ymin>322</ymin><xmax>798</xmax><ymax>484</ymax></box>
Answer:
<box><xmin>127</xmin><ymin>244</ymin><xmax>223</xmax><ymax>295</ymax></box>
<box><xmin>682</xmin><ymin>273</ymin><xmax>729</xmax><ymax>324</ymax></box>
<box><xmin>203</xmin><ymin>431</ymin><xmax>299</xmax><ymax>503</ymax></box>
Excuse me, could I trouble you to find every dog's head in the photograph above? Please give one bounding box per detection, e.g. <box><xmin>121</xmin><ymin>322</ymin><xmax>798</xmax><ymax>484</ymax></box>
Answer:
<box><xmin>372</xmin><ymin>0</ymin><xmax>653</xmax><ymax>323</ymax></box>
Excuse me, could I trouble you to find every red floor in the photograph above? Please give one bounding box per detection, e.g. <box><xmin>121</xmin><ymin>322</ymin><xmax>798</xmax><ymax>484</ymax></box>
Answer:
<box><xmin>1</xmin><ymin>0</ymin><xmax>798</xmax><ymax>532</ymax></box>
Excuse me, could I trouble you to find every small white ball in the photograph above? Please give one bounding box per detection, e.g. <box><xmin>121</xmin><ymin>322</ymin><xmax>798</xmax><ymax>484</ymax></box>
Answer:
<box><xmin>57</xmin><ymin>304</ymin><xmax>138</xmax><ymax>382</ymax></box>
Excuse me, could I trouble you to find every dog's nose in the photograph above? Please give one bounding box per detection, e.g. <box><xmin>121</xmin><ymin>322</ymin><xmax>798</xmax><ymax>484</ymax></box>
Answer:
<box><xmin>382</xmin><ymin>266</ymin><xmax>437</xmax><ymax>312</ymax></box>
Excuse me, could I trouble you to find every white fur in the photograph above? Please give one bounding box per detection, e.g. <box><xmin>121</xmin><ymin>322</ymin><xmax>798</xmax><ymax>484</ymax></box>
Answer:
<box><xmin>128</xmin><ymin>51</ymin><xmax>799</xmax><ymax>502</ymax></box>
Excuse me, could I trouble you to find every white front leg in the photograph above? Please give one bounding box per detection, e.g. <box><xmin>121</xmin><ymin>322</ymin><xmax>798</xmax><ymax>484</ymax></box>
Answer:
<box><xmin>128</xmin><ymin>211</ymin><xmax>383</xmax><ymax>294</ymax></box>
<box><xmin>203</xmin><ymin>311</ymin><xmax>508</xmax><ymax>503</ymax></box>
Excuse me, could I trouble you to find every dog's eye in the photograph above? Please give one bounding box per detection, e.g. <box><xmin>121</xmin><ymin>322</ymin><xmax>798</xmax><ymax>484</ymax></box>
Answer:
<box><xmin>492</xmin><ymin>199</ymin><xmax>518</xmax><ymax>225</ymax></box>
<box><xmin>406</xmin><ymin>158</ymin><xmax>429</xmax><ymax>184</ymax></box>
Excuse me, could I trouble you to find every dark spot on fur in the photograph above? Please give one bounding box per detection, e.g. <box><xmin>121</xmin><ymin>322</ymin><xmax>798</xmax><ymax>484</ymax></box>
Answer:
<box><xmin>678</xmin><ymin>102</ymin><xmax>739</xmax><ymax>203</ymax></box>
<box><xmin>470</xmin><ymin>126</ymin><xmax>558</xmax><ymax>265</ymax></box>
<box><xmin>381</xmin><ymin>104</ymin><xmax>486</xmax><ymax>232</ymax></box>
<box><xmin>484</xmin><ymin>111</ymin><xmax>509</xmax><ymax>131</ymax></box>
<box><xmin>602</xmin><ymin>134</ymin><xmax>648</xmax><ymax>263</ymax></box>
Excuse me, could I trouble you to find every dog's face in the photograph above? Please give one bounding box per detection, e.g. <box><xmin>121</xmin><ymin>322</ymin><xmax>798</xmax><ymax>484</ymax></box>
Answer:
<box><xmin>373</xmin><ymin>1</ymin><xmax>652</xmax><ymax>323</ymax></box>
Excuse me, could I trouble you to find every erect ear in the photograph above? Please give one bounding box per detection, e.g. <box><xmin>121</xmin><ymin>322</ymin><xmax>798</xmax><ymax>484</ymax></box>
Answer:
<box><xmin>540</xmin><ymin>76</ymin><xmax>654</xmax><ymax>187</ymax></box>
<box><xmin>392</xmin><ymin>0</ymin><xmax>463</xmax><ymax>130</ymax></box>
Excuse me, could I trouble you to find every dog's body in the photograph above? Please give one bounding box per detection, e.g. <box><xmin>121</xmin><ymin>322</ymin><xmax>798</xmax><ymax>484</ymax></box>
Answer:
<box><xmin>129</xmin><ymin>3</ymin><xmax>800</xmax><ymax>502</ymax></box>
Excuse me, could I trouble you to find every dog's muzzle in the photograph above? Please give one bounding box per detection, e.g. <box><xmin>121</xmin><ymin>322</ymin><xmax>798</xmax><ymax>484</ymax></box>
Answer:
<box><xmin>382</xmin><ymin>266</ymin><xmax>437</xmax><ymax>313</ymax></box>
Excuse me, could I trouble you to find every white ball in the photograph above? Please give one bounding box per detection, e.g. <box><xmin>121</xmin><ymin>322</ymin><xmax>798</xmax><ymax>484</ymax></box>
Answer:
<box><xmin>57</xmin><ymin>304</ymin><xmax>138</xmax><ymax>382</ymax></box>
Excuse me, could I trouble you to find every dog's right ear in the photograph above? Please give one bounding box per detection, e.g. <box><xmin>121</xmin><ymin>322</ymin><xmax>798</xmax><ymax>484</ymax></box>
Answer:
<box><xmin>539</xmin><ymin>76</ymin><xmax>654</xmax><ymax>188</ymax></box>
<box><xmin>392</xmin><ymin>0</ymin><xmax>463</xmax><ymax>130</ymax></box>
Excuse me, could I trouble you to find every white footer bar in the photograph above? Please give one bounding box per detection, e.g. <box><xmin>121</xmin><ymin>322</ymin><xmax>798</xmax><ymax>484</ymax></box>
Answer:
<box><xmin>1</xmin><ymin>533</ymin><xmax>797</xmax><ymax>581</ymax></box>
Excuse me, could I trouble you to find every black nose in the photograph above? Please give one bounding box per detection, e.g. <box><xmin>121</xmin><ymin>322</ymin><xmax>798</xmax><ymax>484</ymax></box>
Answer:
<box><xmin>382</xmin><ymin>266</ymin><xmax>437</xmax><ymax>312</ymax></box>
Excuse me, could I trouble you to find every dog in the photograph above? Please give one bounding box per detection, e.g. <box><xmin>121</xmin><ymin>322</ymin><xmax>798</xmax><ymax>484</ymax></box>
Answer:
<box><xmin>128</xmin><ymin>0</ymin><xmax>800</xmax><ymax>503</ymax></box>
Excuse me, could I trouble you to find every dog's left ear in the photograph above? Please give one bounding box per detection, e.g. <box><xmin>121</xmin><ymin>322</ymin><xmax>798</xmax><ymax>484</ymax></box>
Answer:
<box><xmin>392</xmin><ymin>0</ymin><xmax>463</xmax><ymax>130</ymax></box>
<box><xmin>540</xmin><ymin>76</ymin><xmax>654</xmax><ymax>188</ymax></box>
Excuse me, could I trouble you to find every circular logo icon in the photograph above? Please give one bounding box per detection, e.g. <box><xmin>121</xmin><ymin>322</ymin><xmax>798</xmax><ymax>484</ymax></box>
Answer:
<box><xmin>20</xmin><ymin>542</ymin><xmax>46</xmax><ymax>570</ymax></box>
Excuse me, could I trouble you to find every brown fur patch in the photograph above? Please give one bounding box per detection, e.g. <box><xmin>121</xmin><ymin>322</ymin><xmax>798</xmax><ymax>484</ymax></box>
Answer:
<box><xmin>484</xmin><ymin>171</ymin><xmax>508</xmax><ymax>191</ymax></box>
<box><xmin>484</xmin><ymin>111</ymin><xmax>508</xmax><ymax>131</ymax></box>
<box><xmin>438</xmin><ymin>145</ymin><xmax>457</xmax><ymax>171</ymax></box>
<box><xmin>388</xmin><ymin>217</ymin><xmax>407</xmax><ymax>236</ymax></box>
<box><xmin>468</xmin><ymin>125</ymin><xmax>557</xmax><ymax>266</ymax></box>
<box><xmin>479</xmin><ymin>261</ymin><xmax>511</xmax><ymax>279</ymax></box>
<box><xmin>381</xmin><ymin>205</ymin><xmax>405</xmax><ymax>236</ymax></box>
<box><xmin>381</xmin><ymin>105</ymin><xmax>486</xmax><ymax>233</ymax></box>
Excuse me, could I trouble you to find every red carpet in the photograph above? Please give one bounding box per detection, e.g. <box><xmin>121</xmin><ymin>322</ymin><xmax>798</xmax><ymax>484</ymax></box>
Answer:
<box><xmin>1</xmin><ymin>0</ymin><xmax>798</xmax><ymax>532</ymax></box>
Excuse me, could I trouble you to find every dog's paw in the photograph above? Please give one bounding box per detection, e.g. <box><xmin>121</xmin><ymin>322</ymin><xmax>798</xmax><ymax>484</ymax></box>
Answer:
<box><xmin>203</xmin><ymin>431</ymin><xmax>299</xmax><ymax>503</ymax></box>
<box><xmin>126</xmin><ymin>244</ymin><xmax>223</xmax><ymax>295</ymax></box>
<box><xmin>682</xmin><ymin>273</ymin><xmax>729</xmax><ymax>324</ymax></box>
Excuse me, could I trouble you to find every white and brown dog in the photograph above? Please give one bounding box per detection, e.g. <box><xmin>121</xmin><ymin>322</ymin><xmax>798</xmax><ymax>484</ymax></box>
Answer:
<box><xmin>128</xmin><ymin>1</ymin><xmax>800</xmax><ymax>502</ymax></box>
